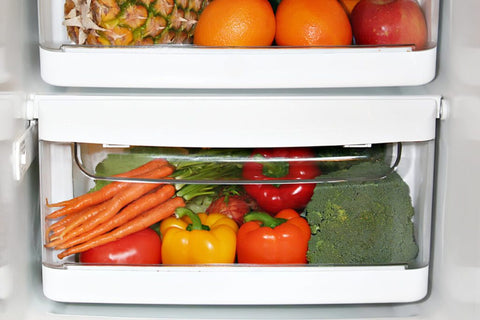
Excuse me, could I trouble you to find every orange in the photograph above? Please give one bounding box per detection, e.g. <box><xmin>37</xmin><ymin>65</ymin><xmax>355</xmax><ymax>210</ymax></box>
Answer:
<box><xmin>193</xmin><ymin>0</ymin><xmax>276</xmax><ymax>47</ymax></box>
<box><xmin>275</xmin><ymin>0</ymin><xmax>353</xmax><ymax>46</ymax></box>
<box><xmin>339</xmin><ymin>0</ymin><xmax>362</xmax><ymax>15</ymax></box>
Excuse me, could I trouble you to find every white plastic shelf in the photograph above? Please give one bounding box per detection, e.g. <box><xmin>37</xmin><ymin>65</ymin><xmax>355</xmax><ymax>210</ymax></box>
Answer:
<box><xmin>39</xmin><ymin>45</ymin><xmax>437</xmax><ymax>88</ymax></box>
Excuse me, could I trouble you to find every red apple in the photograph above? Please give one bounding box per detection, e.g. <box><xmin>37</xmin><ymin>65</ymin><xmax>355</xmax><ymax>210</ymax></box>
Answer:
<box><xmin>350</xmin><ymin>0</ymin><xmax>428</xmax><ymax>50</ymax></box>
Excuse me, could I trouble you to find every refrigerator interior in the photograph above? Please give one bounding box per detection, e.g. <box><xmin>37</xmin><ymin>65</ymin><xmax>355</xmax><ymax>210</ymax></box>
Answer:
<box><xmin>0</xmin><ymin>0</ymin><xmax>478</xmax><ymax>319</ymax></box>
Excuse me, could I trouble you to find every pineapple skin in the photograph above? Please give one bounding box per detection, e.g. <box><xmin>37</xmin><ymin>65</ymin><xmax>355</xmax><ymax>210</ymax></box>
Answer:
<box><xmin>64</xmin><ymin>0</ymin><xmax>211</xmax><ymax>45</ymax></box>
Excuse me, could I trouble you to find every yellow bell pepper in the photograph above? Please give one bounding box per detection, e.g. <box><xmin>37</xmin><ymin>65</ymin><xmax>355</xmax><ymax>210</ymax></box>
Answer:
<box><xmin>160</xmin><ymin>207</ymin><xmax>238</xmax><ymax>264</ymax></box>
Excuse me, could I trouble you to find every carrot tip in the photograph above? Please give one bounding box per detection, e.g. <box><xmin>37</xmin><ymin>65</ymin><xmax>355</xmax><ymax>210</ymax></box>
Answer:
<box><xmin>57</xmin><ymin>252</ymin><xmax>69</xmax><ymax>259</ymax></box>
<box><xmin>45</xmin><ymin>198</ymin><xmax>55</xmax><ymax>208</ymax></box>
<box><xmin>48</xmin><ymin>236</ymin><xmax>60</xmax><ymax>242</ymax></box>
<box><xmin>46</xmin><ymin>198</ymin><xmax>68</xmax><ymax>208</ymax></box>
<box><xmin>46</xmin><ymin>213</ymin><xmax>64</xmax><ymax>219</ymax></box>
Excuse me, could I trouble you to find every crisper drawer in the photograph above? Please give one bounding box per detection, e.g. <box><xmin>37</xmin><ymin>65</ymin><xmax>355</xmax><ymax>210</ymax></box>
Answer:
<box><xmin>38</xmin><ymin>0</ymin><xmax>439</xmax><ymax>88</ymax></box>
<box><xmin>34</xmin><ymin>94</ymin><xmax>440</xmax><ymax>304</ymax></box>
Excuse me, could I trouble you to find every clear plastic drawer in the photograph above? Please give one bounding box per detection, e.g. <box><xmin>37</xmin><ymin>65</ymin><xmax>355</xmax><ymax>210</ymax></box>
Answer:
<box><xmin>40</xmin><ymin>141</ymin><xmax>434</xmax><ymax>304</ymax></box>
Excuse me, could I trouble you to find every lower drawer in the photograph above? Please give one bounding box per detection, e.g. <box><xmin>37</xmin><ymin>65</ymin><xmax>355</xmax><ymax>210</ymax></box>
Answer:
<box><xmin>39</xmin><ymin>139</ymin><xmax>434</xmax><ymax>304</ymax></box>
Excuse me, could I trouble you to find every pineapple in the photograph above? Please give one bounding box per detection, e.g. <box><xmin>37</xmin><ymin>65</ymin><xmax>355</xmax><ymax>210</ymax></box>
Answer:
<box><xmin>64</xmin><ymin>0</ymin><xmax>211</xmax><ymax>45</ymax></box>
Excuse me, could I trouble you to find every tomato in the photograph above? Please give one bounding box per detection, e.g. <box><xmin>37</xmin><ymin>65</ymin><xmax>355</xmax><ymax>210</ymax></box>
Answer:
<box><xmin>79</xmin><ymin>228</ymin><xmax>162</xmax><ymax>265</ymax></box>
<box><xmin>206</xmin><ymin>194</ymin><xmax>259</xmax><ymax>226</ymax></box>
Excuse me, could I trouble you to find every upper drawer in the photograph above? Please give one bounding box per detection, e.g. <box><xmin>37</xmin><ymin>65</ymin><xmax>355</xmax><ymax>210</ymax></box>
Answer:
<box><xmin>38</xmin><ymin>0</ymin><xmax>439</xmax><ymax>88</ymax></box>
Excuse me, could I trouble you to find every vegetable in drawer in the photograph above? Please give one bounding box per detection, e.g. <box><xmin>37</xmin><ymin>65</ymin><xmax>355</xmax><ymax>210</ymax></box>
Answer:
<box><xmin>160</xmin><ymin>208</ymin><xmax>238</xmax><ymax>264</ymax></box>
<box><xmin>45</xmin><ymin>160</ymin><xmax>186</xmax><ymax>259</ymax></box>
<box><xmin>242</xmin><ymin>148</ymin><xmax>321</xmax><ymax>214</ymax></box>
<box><xmin>44</xmin><ymin>144</ymin><xmax>423</xmax><ymax>266</ymax></box>
<box><xmin>56</xmin><ymin>196</ymin><xmax>185</xmax><ymax>259</ymax></box>
<box><xmin>236</xmin><ymin>209</ymin><xmax>311</xmax><ymax>264</ymax></box>
<box><xmin>305</xmin><ymin>162</ymin><xmax>419</xmax><ymax>265</ymax></box>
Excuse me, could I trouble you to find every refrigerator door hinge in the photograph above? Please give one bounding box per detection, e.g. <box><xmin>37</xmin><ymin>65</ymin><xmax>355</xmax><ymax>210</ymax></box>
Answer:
<box><xmin>12</xmin><ymin>119</ymin><xmax>38</xmax><ymax>181</ymax></box>
<box><xmin>438</xmin><ymin>97</ymin><xmax>449</xmax><ymax>120</ymax></box>
<box><xmin>25</xmin><ymin>94</ymin><xmax>38</xmax><ymax>120</ymax></box>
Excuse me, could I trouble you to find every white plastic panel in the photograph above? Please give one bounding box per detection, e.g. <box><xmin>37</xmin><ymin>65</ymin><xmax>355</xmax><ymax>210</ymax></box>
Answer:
<box><xmin>39</xmin><ymin>46</ymin><xmax>437</xmax><ymax>89</ymax></box>
<box><xmin>43</xmin><ymin>265</ymin><xmax>429</xmax><ymax>305</ymax></box>
<box><xmin>33</xmin><ymin>94</ymin><xmax>441</xmax><ymax>147</ymax></box>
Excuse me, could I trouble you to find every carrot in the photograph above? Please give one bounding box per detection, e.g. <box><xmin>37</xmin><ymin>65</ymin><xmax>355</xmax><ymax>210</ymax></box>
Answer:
<box><xmin>46</xmin><ymin>210</ymin><xmax>86</xmax><ymax>242</ymax></box>
<box><xmin>45</xmin><ymin>163</ymin><xmax>173</xmax><ymax>220</ymax></box>
<box><xmin>47</xmin><ymin>165</ymin><xmax>174</xmax><ymax>244</ymax></box>
<box><xmin>46</xmin><ymin>158</ymin><xmax>168</xmax><ymax>208</ymax></box>
<box><xmin>47</xmin><ymin>209</ymin><xmax>82</xmax><ymax>231</ymax></box>
<box><xmin>45</xmin><ymin>203</ymin><xmax>107</xmax><ymax>248</ymax></box>
<box><xmin>47</xmin><ymin>181</ymin><xmax>172</xmax><ymax>248</ymax></box>
<box><xmin>56</xmin><ymin>184</ymin><xmax>176</xmax><ymax>250</ymax></box>
<box><xmin>57</xmin><ymin>196</ymin><xmax>185</xmax><ymax>259</ymax></box>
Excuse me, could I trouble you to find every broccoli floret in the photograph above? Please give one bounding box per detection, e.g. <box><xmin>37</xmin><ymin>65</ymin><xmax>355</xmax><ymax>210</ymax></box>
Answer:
<box><xmin>305</xmin><ymin>162</ymin><xmax>419</xmax><ymax>265</ymax></box>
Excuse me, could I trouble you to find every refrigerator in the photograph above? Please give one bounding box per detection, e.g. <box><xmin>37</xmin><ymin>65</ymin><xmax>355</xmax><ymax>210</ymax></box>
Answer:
<box><xmin>1</xmin><ymin>0</ymin><xmax>479</xmax><ymax>319</ymax></box>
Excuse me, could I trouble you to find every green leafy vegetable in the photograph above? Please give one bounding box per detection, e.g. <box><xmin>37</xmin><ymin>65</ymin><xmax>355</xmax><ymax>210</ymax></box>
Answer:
<box><xmin>91</xmin><ymin>147</ymin><xmax>186</xmax><ymax>192</ymax></box>
<box><xmin>91</xmin><ymin>147</ymin><xmax>250</xmax><ymax>204</ymax></box>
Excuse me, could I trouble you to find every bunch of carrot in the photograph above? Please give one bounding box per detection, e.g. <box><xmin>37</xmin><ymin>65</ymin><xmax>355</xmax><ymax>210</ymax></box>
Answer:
<box><xmin>45</xmin><ymin>158</ymin><xmax>185</xmax><ymax>260</ymax></box>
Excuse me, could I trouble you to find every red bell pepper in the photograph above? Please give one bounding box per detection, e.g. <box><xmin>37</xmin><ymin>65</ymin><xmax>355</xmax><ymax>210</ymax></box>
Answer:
<box><xmin>236</xmin><ymin>209</ymin><xmax>311</xmax><ymax>264</ymax></box>
<box><xmin>242</xmin><ymin>148</ymin><xmax>321</xmax><ymax>214</ymax></box>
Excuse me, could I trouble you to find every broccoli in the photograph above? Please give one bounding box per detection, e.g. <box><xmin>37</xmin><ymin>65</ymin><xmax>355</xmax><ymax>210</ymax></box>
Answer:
<box><xmin>315</xmin><ymin>144</ymin><xmax>387</xmax><ymax>174</ymax></box>
<box><xmin>305</xmin><ymin>162</ymin><xmax>419</xmax><ymax>266</ymax></box>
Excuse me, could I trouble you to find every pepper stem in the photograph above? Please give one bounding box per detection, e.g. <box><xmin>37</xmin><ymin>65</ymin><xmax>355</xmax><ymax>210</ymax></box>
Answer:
<box><xmin>253</xmin><ymin>154</ymin><xmax>289</xmax><ymax>178</ymax></box>
<box><xmin>243</xmin><ymin>211</ymin><xmax>287</xmax><ymax>228</ymax></box>
<box><xmin>175</xmin><ymin>207</ymin><xmax>210</xmax><ymax>231</ymax></box>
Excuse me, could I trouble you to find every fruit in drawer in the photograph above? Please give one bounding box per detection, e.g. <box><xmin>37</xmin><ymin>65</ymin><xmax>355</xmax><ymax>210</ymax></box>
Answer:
<box><xmin>79</xmin><ymin>228</ymin><xmax>162</xmax><ymax>264</ymax></box>
<box><xmin>350</xmin><ymin>0</ymin><xmax>428</xmax><ymax>50</ymax></box>
<box><xmin>64</xmin><ymin>0</ymin><xmax>211</xmax><ymax>45</ymax></box>
<box><xmin>206</xmin><ymin>189</ymin><xmax>259</xmax><ymax>226</ymax></box>
<box><xmin>275</xmin><ymin>0</ymin><xmax>352</xmax><ymax>46</ymax></box>
<box><xmin>193</xmin><ymin>0</ymin><xmax>276</xmax><ymax>46</ymax></box>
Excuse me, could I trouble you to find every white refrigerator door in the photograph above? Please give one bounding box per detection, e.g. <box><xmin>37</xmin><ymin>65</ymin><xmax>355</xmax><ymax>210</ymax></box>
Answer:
<box><xmin>0</xmin><ymin>0</ymin><xmax>41</xmax><ymax>318</ymax></box>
